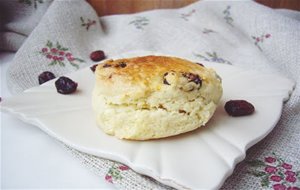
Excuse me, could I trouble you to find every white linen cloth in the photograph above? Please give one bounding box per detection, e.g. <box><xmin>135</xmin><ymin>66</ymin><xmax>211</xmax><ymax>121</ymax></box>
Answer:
<box><xmin>1</xmin><ymin>0</ymin><xmax>299</xmax><ymax>189</ymax></box>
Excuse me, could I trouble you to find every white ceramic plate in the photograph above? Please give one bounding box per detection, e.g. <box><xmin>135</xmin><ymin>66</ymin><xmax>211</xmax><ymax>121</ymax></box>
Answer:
<box><xmin>1</xmin><ymin>53</ymin><xmax>295</xmax><ymax>190</ymax></box>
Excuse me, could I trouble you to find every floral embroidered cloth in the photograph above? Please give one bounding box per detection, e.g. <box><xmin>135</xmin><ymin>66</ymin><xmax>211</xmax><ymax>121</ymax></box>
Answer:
<box><xmin>2</xmin><ymin>0</ymin><xmax>300</xmax><ymax>189</ymax></box>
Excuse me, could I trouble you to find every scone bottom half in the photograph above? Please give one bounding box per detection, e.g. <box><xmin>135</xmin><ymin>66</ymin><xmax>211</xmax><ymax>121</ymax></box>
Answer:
<box><xmin>92</xmin><ymin>55</ymin><xmax>223</xmax><ymax>140</ymax></box>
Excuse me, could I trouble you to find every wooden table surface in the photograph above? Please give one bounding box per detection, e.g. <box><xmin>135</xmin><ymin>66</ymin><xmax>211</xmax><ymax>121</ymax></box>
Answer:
<box><xmin>87</xmin><ymin>0</ymin><xmax>300</xmax><ymax>16</ymax></box>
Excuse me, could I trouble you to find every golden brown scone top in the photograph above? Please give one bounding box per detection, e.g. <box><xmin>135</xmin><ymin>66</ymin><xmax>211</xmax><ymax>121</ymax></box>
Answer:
<box><xmin>95</xmin><ymin>55</ymin><xmax>218</xmax><ymax>97</ymax></box>
<box><xmin>96</xmin><ymin>56</ymin><xmax>204</xmax><ymax>82</ymax></box>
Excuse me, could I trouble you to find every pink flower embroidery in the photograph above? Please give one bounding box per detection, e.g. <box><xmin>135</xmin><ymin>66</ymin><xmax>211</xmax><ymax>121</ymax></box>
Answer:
<box><xmin>265</xmin><ymin>157</ymin><xmax>277</xmax><ymax>163</ymax></box>
<box><xmin>248</xmin><ymin>153</ymin><xmax>300</xmax><ymax>189</ymax></box>
<box><xmin>104</xmin><ymin>164</ymin><xmax>127</xmax><ymax>184</ymax></box>
<box><xmin>282</xmin><ymin>163</ymin><xmax>293</xmax><ymax>170</ymax></box>
<box><xmin>105</xmin><ymin>175</ymin><xmax>113</xmax><ymax>183</ymax></box>
<box><xmin>265</xmin><ymin>34</ymin><xmax>271</xmax><ymax>38</ymax></box>
<box><xmin>119</xmin><ymin>165</ymin><xmax>129</xmax><ymax>171</ymax></box>
<box><xmin>265</xmin><ymin>166</ymin><xmax>278</xmax><ymax>174</ymax></box>
<box><xmin>39</xmin><ymin>40</ymin><xmax>84</xmax><ymax>69</ymax></box>
<box><xmin>286</xmin><ymin>175</ymin><xmax>297</xmax><ymax>183</ymax></box>
<box><xmin>273</xmin><ymin>184</ymin><xmax>287</xmax><ymax>190</ymax></box>
<box><xmin>59</xmin><ymin>51</ymin><xmax>65</xmax><ymax>56</ymax></box>
<box><xmin>65</xmin><ymin>52</ymin><xmax>72</xmax><ymax>57</ymax></box>
<box><xmin>42</xmin><ymin>48</ymin><xmax>48</xmax><ymax>53</ymax></box>
<box><xmin>287</xmin><ymin>187</ymin><xmax>300</xmax><ymax>190</ymax></box>
<box><xmin>251</xmin><ymin>33</ymin><xmax>271</xmax><ymax>51</ymax></box>
<box><xmin>67</xmin><ymin>57</ymin><xmax>75</xmax><ymax>62</ymax></box>
<box><xmin>270</xmin><ymin>175</ymin><xmax>282</xmax><ymax>182</ymax></box>
<box><xmin>51</xmin><ymin>48</ymin><xmax>58</xmax><ymax>54</ymax></box>
<box><xmin>285</xmin><ymin>171</ymin><xmax>296</xmax><ymax>176</ymax></box>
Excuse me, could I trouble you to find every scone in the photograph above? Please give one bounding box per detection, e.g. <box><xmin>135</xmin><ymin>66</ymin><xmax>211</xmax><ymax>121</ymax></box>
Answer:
<box><xmin>92</xmin><ymin>55</ymin><xmax>222</xmax><ymax>140</ymax></box>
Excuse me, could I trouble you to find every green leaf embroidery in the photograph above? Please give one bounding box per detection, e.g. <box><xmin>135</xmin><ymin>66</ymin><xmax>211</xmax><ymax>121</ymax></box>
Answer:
<box><xmin>46</xmin><ymin>40</ymin><xmax>52</xmax><ymax>48</ymax></box>
<box><xmin>69</xmin><ymin>62</ymin><xmax>79</xmax><ymax>69</ymax></box>
<box><xmin>61</xmin><ymin>48</ymin><xmax>68</xmax><ymax>51</ymax></box>
<box><xmin>107</xmin><ymin>164</ymin><xmax>122</xmax><ymax>181</ymax></box>
<box><xmin>278</xmin><ymin>171</ymin><xmax>285</xmax><ymax>179</ymax></box>
<box><xmin>223</xmin><ymin>6</ymin><xmax>233</xmax><ymax>26</ymax></box>
<box><xmin>129</xmin><ymin>16</ymin><xmax>149</xmax><ymax>30</ymax></box>
<box><xmin>80</xmin><ymin>17</ymin><xmax>96</xmax><ymax>30</ymax></box>
<box><xmin>260</xmin><ymin>176</ymin><xmax>270</xmax><ymax>187</ymax></box>
<box><xmin>56</xmin><ymin>42</ymin><xmax>61</xmax><ymax>50</ymax></box>
<box><xmin>206</xmin><ymin>52</ymin><xmax>214</xmax><ymax>57</ymax></box>
<box><xmin>75</xmin><ymin>58</ymin><xmax>84</xmax><ymax>62</ymax></box>
<box><xmin>296</xmin><ymin>171</ymin><xmax>300</xmax><ymax>180</ymax></box>
<box><xmin>249</xmin><ymin>171</ymin><xmax>267</xmax><ymax>177</ymax></box>
<box><xmin>58</xmin><ymin>61</ymin><xmax>65</xmax><ymax>66</ymax></box>
<box><xmin>212</xmin><ymin>52</ymin><xmax>218</xmax><ymax>57</ymax></box>
<box><xmin>194</xmin><ymin>53</ymin><xmax>206</xmax><ymax>58</ymax></box>
<box><xmin>247</xmin><ymin>160</ymin><xmax>266</xmax><ymax>167</ymax></box>
<box><xmin>49</xmin><ymin>60</ymin><xmax>56</xmax><ymax>66</ymax></box>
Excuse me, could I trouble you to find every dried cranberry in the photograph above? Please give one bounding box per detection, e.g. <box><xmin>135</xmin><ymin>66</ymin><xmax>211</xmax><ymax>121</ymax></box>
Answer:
<box><xmin>38</xmin><ymin>71</ymin><xmax>56</xmax><ymax>85</ymax></box>
<box><xmin>118</xmin><ymin>62</ymin><xmax>127</xmax><ymax>68</ymax></box>
<box><xmin>55</xmin><ymin>76</ymin><xmax>78</xmax><ymax>94</ymax></box>
<box><xmin>225</xmin><ymin>100</ymin><xmax>255</xmax><ymax>116</ymax></box>
<box><xmin>90</xmin><ymin>50</ymin><xmax>105</xmax><ymax>62</ymax></box>
<box><xmin>90</xmin><ymin>64</ymin><xmax>98</xmax><ymax>72</ymax></box>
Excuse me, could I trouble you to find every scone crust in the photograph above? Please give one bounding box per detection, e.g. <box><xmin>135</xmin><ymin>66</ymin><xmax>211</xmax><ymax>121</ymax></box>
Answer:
<box><xmin>96</xmin><ymin>55</ymin><xmax>206</xmax><ymax>85</ymax></box>
<box><xmin>93</xmin><ymin>55</ymin><xmax>222</xmax><ymax>140</ymax></box>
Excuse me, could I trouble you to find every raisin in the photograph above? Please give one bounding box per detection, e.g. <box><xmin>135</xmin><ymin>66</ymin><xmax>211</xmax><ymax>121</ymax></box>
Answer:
<box><xmin>182</xmin><ymin>72</ymin><xmax>202</xmax><ymax>86</ymax></box>
<box><xmin>225</xmin><ymin>100</ymin><xmax>255</xmax><ymax>116</ymax></box>
<box><xmin>90</xmin><ymin>50</ymin><xmax>105</xmax><ymax>62</ymax></box>
<box><xmin>163</xmin><ymin>72</ymin><xmax>170</xmax><ymax>85</ymax></box>
<box><xmin>119</xmin><ymin>62</ymin><xmax>127</xmax><ymax>68</ymax></box>
<box><xmin>179</xmin><ymin>109</ymin><xmax>187</xmax><ymax>114</ymax></box>
<box><xmin>38</xmin><ymin>71</ymin><xmax>56</xmax><ymax>85</ymax></box>
<box><xmin>55</xmin><ymin>76</ymin><xmax>78</xmax><ymax>94</ymax></box>
<box><xmin>158</xmin><ymin>104</ymin><xmax>167</xmax><ymax>110</ymax></box>
<box><xmin>193</xmin><ymin>77</ymin><xmax>202</xmax><ymax>85</ymax></box>
<box><xmin>90</xmin><ymin>64</ymin><xmax>98</xmax><ymax>72</ymax></box>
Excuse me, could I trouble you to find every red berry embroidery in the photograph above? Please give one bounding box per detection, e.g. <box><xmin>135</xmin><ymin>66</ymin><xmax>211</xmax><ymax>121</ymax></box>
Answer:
<box><xmin>40</xmin><ymin>40</ymin><xmax>84</xmax><ymax>69</ymax></box>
